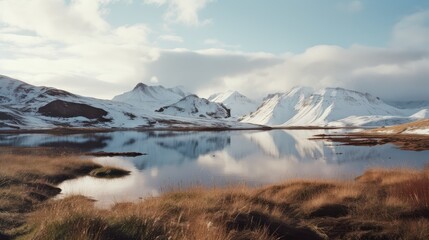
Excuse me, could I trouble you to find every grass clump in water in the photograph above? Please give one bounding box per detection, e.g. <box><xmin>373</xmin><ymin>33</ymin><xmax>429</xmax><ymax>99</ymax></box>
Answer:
<box><xmin>89</xmin><ymin>167</ymin><xmax>130</xmax><ymax>179</ymax></box>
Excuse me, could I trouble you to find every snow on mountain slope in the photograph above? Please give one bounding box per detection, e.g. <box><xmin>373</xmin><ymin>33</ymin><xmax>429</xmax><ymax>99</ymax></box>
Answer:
<box><xmin>411</xmin><ymin>109</ymin><xmax>429</xmax><ymax>118</ymax></box>
<box><xmin>0</xmin><ymin>75</ymin><xmax>257</xmax><ymax>130</ymax></box>
<box><xmin>208</xmin><ymin>90</ymin><xmax>258</xmax><ymax>118</ymax></box>
<box><xmin>0</xmin><ymin>75</ymin><xmax>159</xmax><ymax>128</ymax></box>
<box><xmin>242</xmin><ymin>87</ymin><xmax>427</xmax><ymax>127</ymax></box>
<box><xmin>0</xmin><ymin>75</ymin><xmax>78</xmax><ymax>110</ymax></box>
<box><xmin>112</xmin><ymin>83</ymin><xmax>191</xmax><ymax>111</ymax></box>
<box><xmin>284</xmin><ymin>88</ymin><xmax>404</xmax><ymax>126</ymax></box>
<box><xmin>156</xmin><ymin>95</ymin><xmax>231</xmax><ymax>119</ymax></box>
<box><xmin>241</xmin><ymin>87</ymin><xmax>313</xmax><ymax>125</ymax></box>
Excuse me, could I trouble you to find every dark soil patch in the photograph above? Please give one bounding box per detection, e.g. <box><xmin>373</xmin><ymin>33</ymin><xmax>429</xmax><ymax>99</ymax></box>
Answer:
<box><xmin>309</xmin><ymin>204</ymin><xmax>349</xmax><ymax>218</ymax></box>
<box><xmin>315</xmin><ymin>218</ymin><xmax>388</xmax><ymax>240</ymax></box>
<box><xmin>399</xmin><ymin>208</ymin><xmax>429</xmax><ymax>219</ymax></box>
<box><xmin>225</xmin><ymin>211</ymin><xmax>326</xmax><ymax>240</ymax></box>
<box><xmin>25</xmin><ymin>182</ymin><xmax>61</xmax><ymax>197</ymax></box>
<box><xmin>0</xmin><ymin>232</ymin><xmax>10</xmax><ymax>240</ymax></box>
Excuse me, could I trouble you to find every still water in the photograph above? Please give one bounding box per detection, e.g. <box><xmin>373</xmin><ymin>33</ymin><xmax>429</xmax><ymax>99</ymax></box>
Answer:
<box><xmin>1</xmin><ymin>130</ymin><xmax>429</xmax><ymax>206</ymax></box>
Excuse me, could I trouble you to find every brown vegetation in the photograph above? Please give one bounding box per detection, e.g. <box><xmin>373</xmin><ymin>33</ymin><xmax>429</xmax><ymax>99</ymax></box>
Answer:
<box><xmin>367</xmin><ymin>119</ymin><xmax>429</xmax><ymax>135</ymax></box>
<box><xmin>89</xmin><ymin>167</ymin><xmax>130</xmax><ymax>178</ymax></box>
<box><xmin>312</xmin><ymin>133</ymin><xmax>429</xmax><ymax>151</ymax></box>
<box><xmin>1</xmin><ymin>147</ymin><xmax>429</xmax><ymax>239</ymax></box>
<box><xmin>0</xmin><ymin>151</ymin><xmax>130</xmax><ymax>239</ymax></box>
<box><xmin>26</xmin><ymin>168</ymin><xmax>429</xmax><ymax>240</ymax></box>
<box><xmin>312</xmin><ymin>119</ymin><xmax>429</xmax><ymax>151</ymax></box>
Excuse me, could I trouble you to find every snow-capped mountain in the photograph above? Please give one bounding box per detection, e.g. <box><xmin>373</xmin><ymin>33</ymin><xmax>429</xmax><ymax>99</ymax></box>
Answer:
<box><xmin>242</xmin><ymin>87</ymin><xmax>428</xmax><ymax>127</ymax></box>
<box><xmin>241</xmin><ymin>87</ymin><xmax>313</xmax><ymax>125</ymax></box>
<box><xmin>0</xmin><ymin>75</ymin><xmax>160</xmax><ymax>129</ymax></box>
<box><xmin>0</xmin><ymin>75</ymin><xmax>255</xmax><ymax>130</ymax></box>
<box><xmin>112</xmin><ymin>83</ymin><xmax>191</xmax><ymax>110</ymax></box>
<box><xmin>1</xmin><ymin>74</ymin><xmax>428</xmax><ymax>129</ymax></box>
<box><xmin>156</xmin><ymin>95</ymin><xmax>231</xmax><ymax>119</ymax></box>
<box><xmin>208</xmin><ymin>90</ymin><xmax>258</xmax><ymax>118</ymax></box>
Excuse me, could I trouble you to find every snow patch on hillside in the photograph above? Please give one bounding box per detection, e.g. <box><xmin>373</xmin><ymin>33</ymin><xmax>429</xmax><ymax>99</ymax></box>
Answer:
<box><xmin>208</xmin><ymin>90</ymin><xmax>258</xmax><ymax>118</ymax></box>
<box><xmin>112</xmin><ymin>83</ymin><xmax>191</xmax><ymax>111</ymax></box>
<box><xmin>157</xmin><ymin>95</ymin><xmax>231</xmax><ymax>119</ymax></box>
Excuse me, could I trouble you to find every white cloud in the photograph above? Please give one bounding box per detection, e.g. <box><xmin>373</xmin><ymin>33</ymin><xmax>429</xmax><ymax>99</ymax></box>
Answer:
<box><xmin>0</xmin><ymin>0</ymin><xmax>111</xmax><ymax>43</ymax></box>
<box><xmin>392</xmin><ymin>10</ymin><xmax>429</xmax><ymax>50</ymax></box>
<box><xmin>143</xmin><ymin>49</ymin><xmax>282</xmax><ymax>96</ymax></box>
<box><xmin>0</xmin><ymin>1</ymin><xmax>428</xmax><ymax>103</ymax></box>
<box><xmin>214</xmin><ymin>45</ymin><xmax>429</xmax><ymax>101</ymax></box>
<box><xmin>159</xmin><ymin>34</ymin><xmax>184</xmax><ymax>43</ymax></box>
<box><xmin>144</xmin><ymin>0</ymin><xmax>213</xmax><ymax>26</ymax></box>
<box><xmin>0</xmin><ymin>0</ymin><xmax>156</xmax><ymax>99</ymax></box>
<box><xmin>0</xmin><ymin>33</ymin><xmax>48</xmax><ymax>47</ymax></box>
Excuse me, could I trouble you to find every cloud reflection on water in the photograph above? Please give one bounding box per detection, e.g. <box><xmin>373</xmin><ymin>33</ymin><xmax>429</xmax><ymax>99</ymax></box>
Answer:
<box><xmin>1</xmin><ymin>130</ymin><xmax>429</xmax><ymax>206</ymax></box>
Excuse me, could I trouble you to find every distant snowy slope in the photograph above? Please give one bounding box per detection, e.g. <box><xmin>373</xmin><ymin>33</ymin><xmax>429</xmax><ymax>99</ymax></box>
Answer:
<box><xmin>410</xmin><ymin>109</ymin><xmax>429</xmax><ymax>118</ymax></box>
<box><xmin>112</xmin><ymin>83</ymin><xmax>191</xmax><ymax>110</ymax></box>
<box><xmin>156</xmin><ymin>95</ymin><xmax>231</xmax><ymax>119</ymax></box>
<box><xmin>284</xmin><ymin>88</ymin><xmax>403</xmax><ymax>126</ymax></box>
<box><xmin>208</xmin><ymin>90</ymin><xmax>258</xmax><ymax>117</ymax></box>
<box><xmin>242</xmin><ymin>87</ymin><xmax>427</xmax><ymax>127</ymax></box>
<box><xmin>241</xmin><ymin>87</ymin><xmax>313</xmax><ymax>125</ymax></box>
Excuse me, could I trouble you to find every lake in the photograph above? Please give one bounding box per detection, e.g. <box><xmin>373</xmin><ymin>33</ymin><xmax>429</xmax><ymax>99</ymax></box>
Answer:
<box><xmin>1</xmin><ymin>129</ymin><xmax>429</xmax><ymax>206</ymax></box>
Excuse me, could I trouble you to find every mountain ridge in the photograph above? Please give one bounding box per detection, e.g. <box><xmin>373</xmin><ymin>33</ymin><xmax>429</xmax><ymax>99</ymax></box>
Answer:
<box><xmin>0</xmin><ymin>75</ymin><xmax>428</xmax><ymax>129</ymax></box>
<box><xmin>0</xmin><ymin>76</ymin><xmax>256</xmax><ymax>130</ymax></box>
<box><xmin>208</xmin><ymin>90</ymin><xmax>258</xmax><ymax>118</ymax></box>
<box><xmin>113</xmin><ymin>82</ymin><xmax>191</xmax><ymax>111</ymax></box>
<box><xmin>241</xmin><ymin>87</ymin><xmax>427</xmax><ymax>127</ymax></box>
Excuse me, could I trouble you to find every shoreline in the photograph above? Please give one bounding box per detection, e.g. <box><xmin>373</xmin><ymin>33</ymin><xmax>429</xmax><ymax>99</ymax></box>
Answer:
<box><xmin>0</xmin><ymin>125</ymin><xmax>366</xmax><ymax>135</ymax></box>
<box><xmin>1</xmin><ymin>148</ymin><xmax>429</xmax><ymax>239</ymax></box>
<box><xmin>311</xmin><ymin>132</ymin><xmax>429</xmax><ymax>151</ymax></box>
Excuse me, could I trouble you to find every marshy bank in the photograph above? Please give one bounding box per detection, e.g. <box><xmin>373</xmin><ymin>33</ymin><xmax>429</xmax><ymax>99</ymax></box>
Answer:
<box><xmin>0</xmin><ymin>149</ymin><xmax>129</xmax><ymax>239</ymax></box>
<box><xmin>0</xmin><ymin>148</ymin><xmax>429</xmax><ymax>239</ymax></box>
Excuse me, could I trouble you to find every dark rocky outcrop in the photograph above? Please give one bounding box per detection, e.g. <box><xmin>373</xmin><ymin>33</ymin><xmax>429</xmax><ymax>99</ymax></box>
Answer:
<box><xmin>38</xmin><ymin>100</ymin><xmax>108</xmax><ymax>119</ymax></box>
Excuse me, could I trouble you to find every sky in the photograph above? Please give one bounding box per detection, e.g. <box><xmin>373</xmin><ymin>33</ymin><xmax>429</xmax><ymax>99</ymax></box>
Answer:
<box><xmin>0</xmin><ymin>0</ymin><xmax>429</xmax><ymax>101</ymax></box>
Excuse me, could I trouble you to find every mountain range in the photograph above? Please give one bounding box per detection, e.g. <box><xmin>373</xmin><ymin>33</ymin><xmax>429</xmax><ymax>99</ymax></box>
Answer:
<box><xmin>0</xmin><ymin>75</ymin><xmax>427</xmax><ymax>130</ymax></box>
<box><xmin>241</xmin><ymin>87</ymin><xmax>426</xmax><ymax>127</ymax></box>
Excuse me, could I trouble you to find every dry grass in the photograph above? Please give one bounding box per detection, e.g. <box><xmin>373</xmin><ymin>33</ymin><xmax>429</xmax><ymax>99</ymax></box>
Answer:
<box><xmin>24</xmin><ymin>168</ymin><xmax>429</xmax><ymax>240</ymax></box>
<box><xmin>368</xmin><ymin>119</ymin><xmax>429</xmax><ymax>134</ymax></box>
<box><xmin>89</xmin><ymin>166</ymin><xmax>130</xmax><ymax>178</ymax></box>
<box><xmin>2</xmin><ymin>148</ymin><xmax>429</xmax><ymax>239</ymax></box>
<box><xmin>311</xmin><ymin>119</ymin><xmax>429</xmax><ymax>151</ymax></box>
<box><xmin>0</xmin><ymin>150</ymin><xmax>129</xmax><ymax>239</ymax></box>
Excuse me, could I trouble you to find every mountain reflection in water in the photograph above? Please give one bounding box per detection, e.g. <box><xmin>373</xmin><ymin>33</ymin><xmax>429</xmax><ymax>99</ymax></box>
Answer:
<box><xmin>1</xmin><ymin>130</ymin><xmax>429</xmax><ymax>206</ymax></box>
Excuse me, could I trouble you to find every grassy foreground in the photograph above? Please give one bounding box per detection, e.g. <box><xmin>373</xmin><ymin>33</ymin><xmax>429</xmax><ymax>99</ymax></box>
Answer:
<box><xmin>0</xmin><ymin>150</ymin><xmax>129</xmax><ymax>239</ymax></box>
<box><xmin>1</xmin><ymin>150</ymin><xmax>429</xmax><ymax>239</ymax></box>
